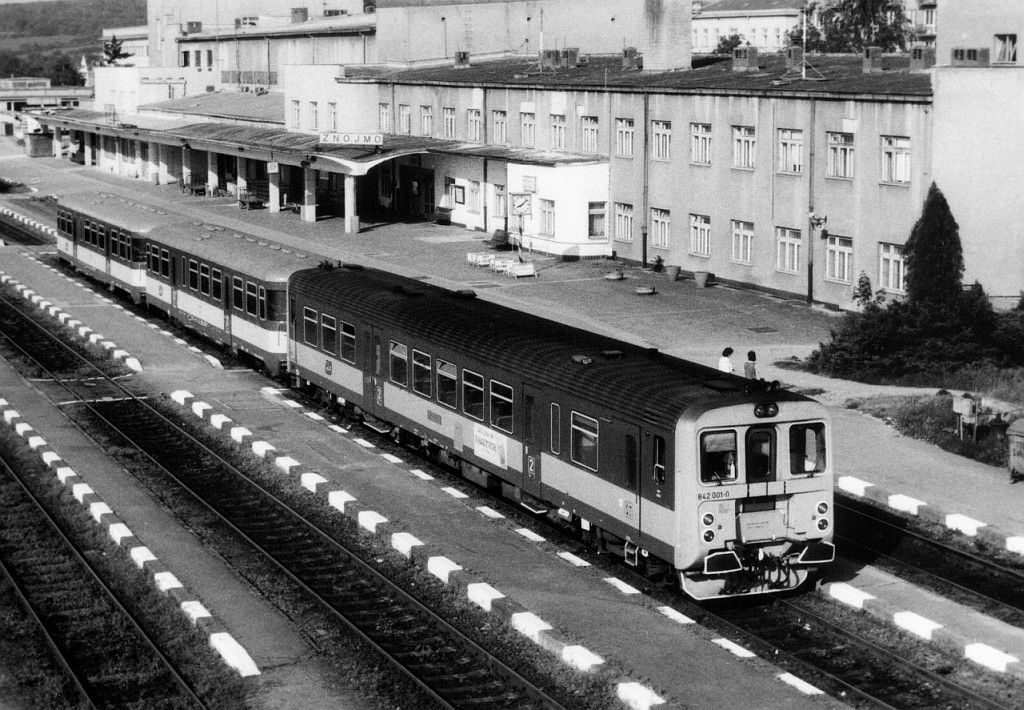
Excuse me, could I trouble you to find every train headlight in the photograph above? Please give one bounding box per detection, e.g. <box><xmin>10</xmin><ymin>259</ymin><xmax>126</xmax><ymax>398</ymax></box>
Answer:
<box><xmin>816</xmin><ymin>501</ymin><xmax>829</xmax><ymax>515</ymax></box>
<box><xmin>754</xmin><ymin>403</ymin><xmax>779</xmax><ymax>418</ymax></box>
<box><xmin>702</xmin><ymin>513</ymin><xmax>715</xmax><ymax>526</ymax></box>
<box><xmin>702</xmin><ymin>529</ymin><xmax>716</xmax><ymax>543</ymax></box>
<box><xmin>817</xmin><ymin>519</ymin><xmax>829</xmax><ymax>531</ymax></box>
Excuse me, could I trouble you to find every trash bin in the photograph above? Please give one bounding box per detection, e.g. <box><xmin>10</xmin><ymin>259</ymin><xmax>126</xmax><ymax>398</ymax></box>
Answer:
<box><xmin>1008</xmin><ymin>418</ymin><xmax>1024</xmax><ymax>481</ymax></box>
<box><xmin>436</xmin><ymin>206</ymin><xmax>452</xmax><ymax>225</ymax></box>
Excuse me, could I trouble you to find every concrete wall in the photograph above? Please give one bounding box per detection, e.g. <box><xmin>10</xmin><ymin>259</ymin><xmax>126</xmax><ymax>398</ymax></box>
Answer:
<box><xmin>94</xmin><ymin>66</ymin><xmax>193</xmax><ymax>114</ymax></box>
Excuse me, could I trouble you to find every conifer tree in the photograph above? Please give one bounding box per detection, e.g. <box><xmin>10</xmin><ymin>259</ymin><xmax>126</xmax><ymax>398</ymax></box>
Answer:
<box><xmin>903</xmin><ymin>182</ymin><xmax>963</xmax><ymax>308</ymax></box>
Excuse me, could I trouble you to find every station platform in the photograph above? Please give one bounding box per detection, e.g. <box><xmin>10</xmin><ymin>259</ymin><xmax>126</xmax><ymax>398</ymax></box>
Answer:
<box><xmin>3</xmin><ymin>148</ymin><xmax>1024</xmax><ymax>685</ymax></box>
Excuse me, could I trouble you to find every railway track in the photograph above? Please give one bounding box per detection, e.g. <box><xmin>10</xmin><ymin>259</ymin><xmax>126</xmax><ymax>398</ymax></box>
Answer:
<box><xmin>0</xmin><ymin>211</ymin><xmax>54</xmax><ymax>246</ymax></box>
<box><xmin>0</xmin><ymin>284</ymin><xmax>567</xmax><ymax>709</ymax></box>
<box><xmin>0</xmin><ymin>452</ymin><xmax>203</xmax><ymax>709</ymax></box>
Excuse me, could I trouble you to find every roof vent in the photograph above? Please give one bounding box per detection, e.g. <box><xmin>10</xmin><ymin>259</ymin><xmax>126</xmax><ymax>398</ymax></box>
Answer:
<box><xmin>184</xmin><ymin>20</ymin><xmax>202</xmax><ymax>34</ymax></box>
<box><xmin>455</xmin><ymin>51</ymin><xmax>471</xmax><ymax>68</ymax></box>
<box><xmin>732</xmin><ymin>46</ymin><xmax>759</xmax><ymax>72</ymax></box>
<box><xmin>784</xmin><ymin>45</ymin><xmax>803</xmax><ymax>69</ymax></box>
<box><xmin>291</xmin><ymin>7</ymin><xmax>309</xmax><ymax>23</ymax></box>
<box><xmin>622</xmin><ymin>47</ymin><xmax>641</xmax><ymax>70</ymax></box>
<box><xmin>951</xmin><ymin>47</ymin><xmax>990</xmax><ymax>67</ymax></box>
<box><xmin>571</xmin><ymin>354</ymin><xmax>593</xmax><ymax>365</ymax></box>
<box><xmin>862</xmin><ymin>46</ymin><xmax>883</xmax><ymax>73</ymax></box>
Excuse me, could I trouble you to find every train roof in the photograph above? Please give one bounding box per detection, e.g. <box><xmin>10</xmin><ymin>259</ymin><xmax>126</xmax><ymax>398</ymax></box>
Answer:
<box><xmin>57</xmin><ymin>192</ymin><xmax>186</xmax><ymax>234</ymax></box>
<box><xmin>290</xmin><ymin>265</ymin><xmax>813</xmax><ymax>427</ymax></box>
<box><xmin>147</xmin><ymin>222</ymin><xmax>321</xmax><ymax>281</ymax></box>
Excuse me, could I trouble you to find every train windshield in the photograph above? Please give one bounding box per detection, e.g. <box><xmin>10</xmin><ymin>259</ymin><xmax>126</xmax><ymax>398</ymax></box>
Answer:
<box><xmin>700</xmin><ymin>431</ymin><xmax>737</xmax><ymax>482</ymax></box>
<box><xmin>789</xmin><ymin>423</ymin><xmax>826</xmax><ymax>474</ymax></box>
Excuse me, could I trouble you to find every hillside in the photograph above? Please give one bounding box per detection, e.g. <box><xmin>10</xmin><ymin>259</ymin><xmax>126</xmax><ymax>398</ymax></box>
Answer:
<box><xmin>0</xmin><ymin>0</ymin><xmax>145</xmax><ymax>40</ymax></box>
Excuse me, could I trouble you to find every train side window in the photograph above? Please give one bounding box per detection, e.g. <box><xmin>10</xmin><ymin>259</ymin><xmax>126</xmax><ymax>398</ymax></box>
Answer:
<box><xmin>188</xmin><ymin>260</ymin><xmax>199</xmax><ymax>290</ymax></box>
<box><xmin>389</xmin><ymin>341</ymin><xmax>409</xmax><ymax>386</ymax></box>
<box><xmin>700</xmin><ymin>431</ymin><xmax>737</xmax><ymax>482</ymax></box>
<box><xmin>245</xmin><ymin>282</ymin><xmax>258</xmax><ymax>317</ymax></box>
<box><xmin>211</xmin><ymin>269</ymin><xmax>222</xmax><ymax>301</ymax></box>
<box><xmin>412</xmin><ymin>350</ymin><xmax>431</xmax><ymax>397</ymax></box>
<box><xmin>232</xmin><ymin>277</ymin><xmax>244</xmax><ymax>311</ymax></box>
<box><xmin>746</xmin><ymin>427</ymin><xmax>776</xmax><ymax>482</ymax></box>
<box><xmin>340</xmin><ymin>321</ymin><xmax>356</xmax><ymax>363</ymax></box>
<box><xmin>258</xmin><ymin>286</ymin><xmax>267</xmax><ymax>320</ymax></box>
<box><xmin>436</xmin><ymin>360</ymin><xmax>457</xmax><ymax>409</ymax></box>
<box><xmin>160</xmin><ymin>249</ymin><xmax>170</xmax><ymax>278</ymax></box>
<box><xmin>550</xmin><ymin>403</ymin><xmax>561</xmax><ymax>454</ymax></box>
<box><xmin>462</xmin><ymin>370</ymin><xmax>484</xmax><ymax>420</ymax></box>
<box><xmin>789</xmin><ymin>423</ymin><xmax>826</xmax><ymax>474</ymax></box>
<box><xmin>147</xmin><ymin>245</ymin><xmax>158</xmax><ymax>273</ymax></box>
<box><xmin>321</xmin><ymin>314</ymin><xmax>337</xmax><ymax>354</ymax></box>
<box><xmin>490</xmin><ymin>380</ymin><xmax>513</xmax><ymax>434</ymax></box>
<box><xmin>570</xmin><ymin>412</ymin><xmax>599</xmax><ymax>471</ymax></box>
<box><xmin>303</xmin><ymin>307</ymin><xmax>318</xmax><ymax>345</ymax></box>
<box><xmin>199</xmin><ymin>264</ymin><xmax>211</xmax><ymax>295</ymax></box>
<box><xmin>653</xmin><ymin>435</ymin><xmax>666</xmax><ymax>484</ymax></box>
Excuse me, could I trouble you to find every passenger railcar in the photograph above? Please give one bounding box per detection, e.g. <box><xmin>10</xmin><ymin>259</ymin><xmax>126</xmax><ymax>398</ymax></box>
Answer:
<box><xmin>144</xmin><ymin>224</ymin><xmax>316</xmax><ymax>372</ymax></box>
<box><xmin>57</xmin><ymin>192</ymin><xmax>185</xmax><ymax>303</ymax></box>
<box><xmin>288</xmin><ymin>264</ymin><xmax>835</xmax><ymax>599</ymax></box>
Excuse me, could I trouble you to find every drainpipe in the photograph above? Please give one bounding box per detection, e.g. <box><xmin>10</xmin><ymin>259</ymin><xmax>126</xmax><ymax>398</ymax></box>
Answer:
<box><xmin>806</xmin><ymin>98</ymin><xmax>816</xmax><ymax>304</ymax></box>
<box><xmin>641</xmin><ymin>92</ymin><xmax>650</xmax><ymax>268</ymax></box>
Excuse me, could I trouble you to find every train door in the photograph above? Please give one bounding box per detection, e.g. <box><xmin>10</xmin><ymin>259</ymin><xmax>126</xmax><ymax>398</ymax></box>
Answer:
<box><xmin>364</xmin><ymin>326</ymin><xmax>385</xmax><ymax>417</ymax></box>
<box><xmin>521</xmin><ymin>383</ymin><xmax>545</xmax><ymax>498</ymax></box>
<box><xmin>605</xmin><ymin>420</ymin><xmax>643</xmax><ymax>558</ymax></box>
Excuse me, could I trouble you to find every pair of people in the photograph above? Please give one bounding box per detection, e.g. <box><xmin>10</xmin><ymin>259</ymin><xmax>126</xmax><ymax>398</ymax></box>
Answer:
<box><xmin>718</xmin><ymin>347</ymin><xmax>757</xmax><ymax>379</ymax></box>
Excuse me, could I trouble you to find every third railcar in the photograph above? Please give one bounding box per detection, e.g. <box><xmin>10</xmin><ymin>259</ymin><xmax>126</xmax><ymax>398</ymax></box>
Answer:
<box><xmin>287</xmin><ymin>263</ymin><xmax>835</xmax><ymax>599</ymax></box>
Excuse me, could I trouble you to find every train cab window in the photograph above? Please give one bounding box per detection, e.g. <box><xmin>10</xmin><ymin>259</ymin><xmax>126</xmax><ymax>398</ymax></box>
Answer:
<box><xmin>160</xmin><ymin>249</ymin><xmax>170</xmax><ymax>278</ymax></box>
<box><xmin>550</xmin><ymin>403</ymin><xmax>561</xmax><ymax>454</ymax></box>
<box><xmin>188</xmin><ymin>260</ymin><xmax>199</xmax><ymax>290</ymax></box>
<box><xmin>302</xmin><ymin>308</ymin><xmax>318</xmax><ymax>345</ymax></box>
<box><xmin>789</xmin><ymin>423</ymin><xmax>826</xmax><ymax>474</ymax></box>
<box><xmin>211</xmin><ymin>269</ymin><xmax>222</xmax><ymax>301</ymax></box>
<box><xmin>570</xmin><ymin>412</ymin><xmax>599</xmax><ymax>471</ymax></box>
<box><xmin>653</xmin><ymin>435</ymin><xmax>666</xmax><ymax>484</ymax></box>
<box><xmin>745</xmin><ymin>427</ymin><xmax>776</xmax><ymax>482</ymax></box>
<box><xmin>232</xmin><ymin>277</ymin><xmax>244</xmax><ymax>311</ymax></box>
<box><xmin>321</xmin><ymin>315</ymin><xmax>337</xmax><ymax>355</ymax></box>
<box><xmin>412</xmin><ymin>350</ymin><xmax>431</xmax><ymax>397</ymax></box>
<box><xmin>462</xmin><ymin>370</ymin><xmax>484</xmax><ymax>420</ymax></box>
<box><xmin>258</xmin><ymin>286</ymin><xmax>267</xmax><ymax>320</ymax></box>
<box><xmin>490</xmin><ymin>381</ymin><xmax>513</xmax><ymax>434</ymax></box>
<box><xmin>700</xmin><ymin>431</ymin><xmax>737</xmax><ymax>482</ymax></box>
<box><xmin>340</xmin><ymin>321</ymin><xmax>356</xmax><ymax>363</ymax></box>
<box><xmin>245</xmin><ymin>282</ymin><xmax>258</xmax><ymax>317</ymax></box>
<box><xmin>436</xmin><ymin>360</ymin><xmax>457</xmax><ymax>409</ymax></box>
<box><xmin>199</xmin><ymin>264</ymin><xmax>211</xmax><ymax>295</ymax></box>
<box><xmin>389</xmin><ymin>341</ymin><xmax>409</xmax><ymax>386</ymax></box>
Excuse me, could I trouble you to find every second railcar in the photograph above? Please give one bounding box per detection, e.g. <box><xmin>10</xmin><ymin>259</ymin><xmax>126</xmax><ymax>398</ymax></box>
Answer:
<box><xmin>287</xmin><ymin>263</ymin><xmax>834</xmax><ymax>599</ymax></box>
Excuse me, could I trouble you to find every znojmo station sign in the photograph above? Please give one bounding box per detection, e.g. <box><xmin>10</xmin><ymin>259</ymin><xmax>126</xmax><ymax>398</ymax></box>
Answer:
<box><xmin>318</xmin><ymin>132</ymin><xmax>384</xmax><ymax>146</ymax></box>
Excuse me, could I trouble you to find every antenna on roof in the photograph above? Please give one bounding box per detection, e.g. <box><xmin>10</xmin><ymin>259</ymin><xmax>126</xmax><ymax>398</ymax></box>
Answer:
<box><xmin>777</xmin><ymin>3</ymin><xmax>826</xmax><ymax>83</ymax></box>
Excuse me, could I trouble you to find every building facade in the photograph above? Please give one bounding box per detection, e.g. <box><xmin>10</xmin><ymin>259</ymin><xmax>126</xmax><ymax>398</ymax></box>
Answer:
<box><xmin>691</xmin><ymin>0</ymin><xmax>803</xmax><ymax>53</ymax></box>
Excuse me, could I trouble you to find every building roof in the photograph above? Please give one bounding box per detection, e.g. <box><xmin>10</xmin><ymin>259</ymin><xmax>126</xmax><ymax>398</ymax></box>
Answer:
<box><xmin>179</xmin><ymin>13</ymin><xmax>374</xmax><ymax>43</ymax></box>
<box><xmin>694</xmin><ymin>0</ymin><xmax>803</xmax><ymax>16</ymax></box>
<box><xmin>348</xmin><ymin>53</ymin><xmax>931</xmax><ymax>99</ymax></box>
<box><xmin>142</xmin><ymin>91</ymin><xmax>285</xmax><ymax>124</ymax></box>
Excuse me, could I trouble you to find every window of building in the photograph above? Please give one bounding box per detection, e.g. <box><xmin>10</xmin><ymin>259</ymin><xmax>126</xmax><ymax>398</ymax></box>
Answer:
<box><xmin>689</xmin><ymin>213</ymin><xmax>711</xmax><ymax>256</ymax></box>
<box><xmin>650</xmin><ymin>208</ymin><xmax>671</xmax><ymax>248</ymax></box>
<box><xmin>340</xmin><ymin>321</ymin><xmax>356</xmax><ymax>363</ymax></box>
<box><xmin>550</xmin><ymin>403</ymin><xmax>561</xmax><ymax>454</ymax></box>
<box><xmin>581</xmin><ymin>116</ymin><xmax>599</xmax><ymax>153</ymax></box>
<box><xmin>615</xmin><ymin>118</ymin><xmax>634</xmax><ymax>158</ymax></box>
<box><xmin>879</xmin><ymin>243</ymin><xmax>906</xmax><ymax>292</ymax></box>
<box><xmin>520</xmin><ymin>112</ymin><xmax>535</xmax><ymax>147</ymax></box>
<box><xmin>181</xmin><ymin>51</ymin><xmax>190</xmax><ymax>67</ymax></box>
<box><xmin>290</xmin><ymin>100</ymin><xmax>300</xmax><ymax>127</ymax></box>
<box><xmin>731</xmin><ymin>219</ymin><xmax>754</xmax><ymax>264</ymax></box>
<box><xmin>389</xmin><ymin>341</ymin><xmax>408</xmax><ymax>386</ymax></box>
<box><xmin>420</xmin><ymin>105</ymin><xmax>433</xmax><ymax>136</ymax></box>
<box><xmin>468</xmin><ymin>180</ymin><xmax>481</xmax><ymax>213</ymax></box>
<box><xmin>321</xmin><ymin>314</ymin><xmax>337</xmax><ymax>355</ymax></box>
<box><xmin>443</xmin><ymin>107</ymin><xmax>457</xmax><ymax>138</ymax></box>
<box><xmin>194</xmin><ymin>50</ymin><xmax>201</xmax><ymax>67</ymax></box>
<box><xmin>412</xmin><ymin>350</ymin><xmax>431</xmax><ymax>397</ymax></box>
<box><xmin>493</xmin><ymin>184</ymin><xmax>506</xmax><ymax>218</ymax></box>
<box><xmin>776</xmin><ymin>226</ymin><xmax>801</xmax><ymax>273</ymax></box>
<box><xmin>588</xmin><ymin>202</ymin><xmax>606</xmax><ymax>239</ymax></box>
<box><xmin>827</xmin><ymin>132</ymin><xmax>854</xmax><ymax>179</ymax></box>
<box><xmin>614</xmin><ymin>203</ymin><xmax>634</xmax><ymax>242</ymax></box>
<box><xmin>826</xmin><ymin>235</ymin><xmax>853</xmax><ymax>283</ymax></box>
<box><xmin>540</xmin><ymin>199</ymin><xmax>556</xmax><ymax>236</ymax></box>
<box><xmin>309</xmin><ymin>101</ymin><xmax>318</xmax><ymax>130</ymax></box>
<box><xmin>436</xmin><ymin>360</ymin><xmax>457</xmax><ymax>409</ymax></box>
<box><xmin>995</xmin><ymin>34</ymin><xmax>1018</xmax><ymax>63</ymax></box>
<box><xmin>492</xmin><ymin>110</ymin><xmax>507</xmax><ymax>143</ymax></box>
<box><xmin>462</xmin><ymin>369</ymin><xmax>484</xmax><ymax>420</ymax></box>
<box><xmin>550</xmin><ymin>114</ymin><xmax>565</xmax><ymax>149</ymax></box>
<box><xmin>733</xmin><ymin>125</ymin><xmax>756</xmax><ymax>168</ymax></box>
<box><xmin>777</xmin><ymin>128</ymin><xmax>803</xmax><ymax>173</ymax></box>
<box><xmin>379</xmin><ymin>103</ymin><xmax>391</xmax><ymax>133</ymax></box>
<box><xmin>467</xmin><ymin>109</ymin><xmax>482</xmax><ymax>142</ymax></box>
<box><xmin>399</xmin><ymin>104</ymin><xmax>411</xmax><ymax>134</ymax></box>
<box><xmin>570</xmin><ymin>412</ymin><xmax>599</xmax><ymax>471</ymax></box>
<box><xmin>327</xmin><ymin>102</ymin><xmax>337</xmax><ymax>131</ymax></box>
<box><xmin>690</xmin><ymin>122</ymin><xmax>711</xmax><ymax>165</ymax></box>
<box><xmin>652</xmin><ymin>120</ymin><xmax>671</xmax><ymax>161</ymax></box>
<box><xmin>206</xmin><ymin>49</ymin><xmax>213</xmax><ymax>68</ymax></box>
<box><xmin>490</xmin><ymin>381</ymin><xmax>513</xmax><ymax>433</ymax></box>
<box><xmin>303</xmin><ymin>307</ymin><xmax>318</xmax><ymax>345</ymax></box>
<box><xmin>881</xmin><ymin>135</ymin><xmax>911</xmax><ymax>184</ymax></box>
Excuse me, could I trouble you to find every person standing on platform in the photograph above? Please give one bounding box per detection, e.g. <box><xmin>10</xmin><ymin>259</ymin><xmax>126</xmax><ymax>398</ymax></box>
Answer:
<box><xmin>744</xmin><ymin>351</ymin><xmax>758</xmax><ymax>379</ymax></box>
<box><xmin>718</xmin><ymin>347</ymin><xmax>735</xmax><ymax>374</ymax></box>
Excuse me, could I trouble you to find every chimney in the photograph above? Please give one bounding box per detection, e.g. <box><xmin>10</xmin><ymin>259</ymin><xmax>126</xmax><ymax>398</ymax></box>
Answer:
<box><xmin>862</xmin><ymin>46</ymin><xmax>882</xmax><ymax>73</ymax></box>
<box><xmin>622</xmin><ymin>46</ymin><xmax>641</xmax><ymax>70</ymax></box>
<box><xmin>540</xmin><ymin>49</ymin><xmax>561</xmax><ymax>70</ymax></box>
<box><xmin>560</xmin><ymin>48</ymin><xmax>580</xmax><ymax>69</ymax></box>
<box><xmin>910</xmin><ymin>44</ymin><xmax>936</xmax><ymax>71</ymax></box>
<box><xmin>184</xmin><ymin>20</ymin><xmax>202</xmax><ymax>34</ymax></box>
<box><xmin>732</xmin><ymin>46</ymin><xmax>759</xmax><ymax>72</ymax></box>
<box><xmin>291</xmin><ymin>7</ymin><xmax>309</xmax><ymax>23</ymax></box>
<box><xmin>643</xmin><ymin>0</ymin><xmax>692</xmax><ymax>72</ymax></box>
<box><xmin>784</xmin><ymin>45</ymin><xmax>802</xmax><ymax>69</ymax></box>
<box><xmin>454</xmin><ymin>51</ymin><xmax>471</xmax><ymax>68</ymax></box>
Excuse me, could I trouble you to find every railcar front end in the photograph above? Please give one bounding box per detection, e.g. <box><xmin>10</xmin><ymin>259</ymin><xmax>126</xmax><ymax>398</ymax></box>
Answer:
<box><xmin>676</xmin><ymin>398</ymin><xmax>835</xmax><ymax>599</ymax></box>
